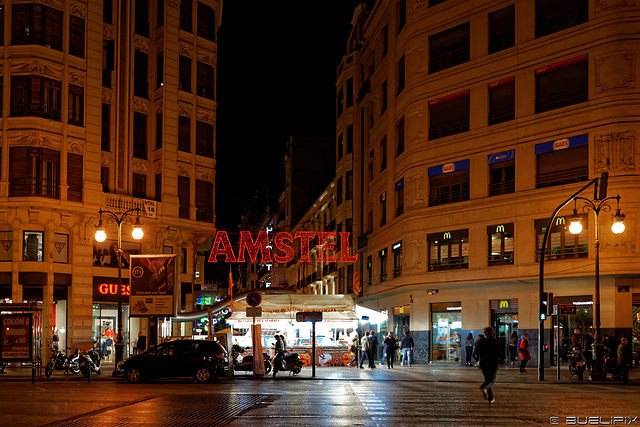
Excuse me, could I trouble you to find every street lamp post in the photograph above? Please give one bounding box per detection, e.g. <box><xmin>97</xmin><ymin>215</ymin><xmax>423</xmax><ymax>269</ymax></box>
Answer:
<box><xmin>568</xmin><ymin>194</ymin><xmax>625</xmax><ymax>380</ymax></box>
<box><xmin>94</xmin><ymin>208</ymin><xmax>144</xmax><ymax>366</ymax></box>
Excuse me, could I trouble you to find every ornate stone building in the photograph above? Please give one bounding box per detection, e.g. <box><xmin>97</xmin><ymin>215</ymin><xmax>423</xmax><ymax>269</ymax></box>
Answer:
<box><xmin>0</xmin><ymin>0</ymin><xmax>219</xmax><ymax>359</ymax></box>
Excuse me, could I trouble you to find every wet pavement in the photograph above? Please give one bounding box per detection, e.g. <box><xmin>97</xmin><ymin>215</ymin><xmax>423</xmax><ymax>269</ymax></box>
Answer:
<box><xmin>0</xmin><ymin>363</ymin><xmax>638</xmax><ymax>426</ymax></box>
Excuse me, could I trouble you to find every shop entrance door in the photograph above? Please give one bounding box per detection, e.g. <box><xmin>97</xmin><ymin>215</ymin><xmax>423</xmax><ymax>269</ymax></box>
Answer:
<box><xmin>491</xmin><ymin>312</ymin><xmax>518</xmax><ymax>364</ymax></box>
<box><xmin>394</xmin><ymin>314</ymin><xmax>410</xmax><ymax>336</ymax></box>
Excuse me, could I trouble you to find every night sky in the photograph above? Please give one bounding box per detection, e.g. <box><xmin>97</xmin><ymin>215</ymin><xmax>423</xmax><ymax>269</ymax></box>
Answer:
<box><xmin>211</xmin><ymin>2</ymin><xmax>362</xmax><ymax>282</ymax></box>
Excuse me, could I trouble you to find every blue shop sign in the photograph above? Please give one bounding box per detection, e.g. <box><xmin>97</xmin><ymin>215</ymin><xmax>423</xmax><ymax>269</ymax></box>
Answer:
<box><xmin>488</xmin><ymin>149</ymin><xmax>515</xmax><ymax>164</ymax></box>
<box><xmin>535</xmin><ymin>134</ymin><xmax>588</xmax><ymax>155</ymax></box>
<box><xmin>428</xmin><ymin>159</ymin><xmax>470</xmax><ymax>176</ymax></box>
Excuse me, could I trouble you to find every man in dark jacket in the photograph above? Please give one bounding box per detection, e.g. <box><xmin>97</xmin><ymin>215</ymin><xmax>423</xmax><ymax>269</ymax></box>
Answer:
<box><xmin>475</xmin><ymin>326</ymin><xmax>500</xmax><ymax>404</ymax></box>
<box><xmin>400</xmin><ymin>331</ymin><xmax>414</xmax><ymax>366</ymax></box>
<box><xmin>369</xmin><ymin>331</ymin><xmax>378</xmax><ymax>367</ymax></box>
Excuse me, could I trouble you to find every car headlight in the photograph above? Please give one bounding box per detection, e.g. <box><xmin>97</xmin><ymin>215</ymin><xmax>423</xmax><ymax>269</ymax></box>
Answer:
<box><xmin>116</xmin><ymin>361</ymin><xmax>124</xmax><ymax>370</ymax></box>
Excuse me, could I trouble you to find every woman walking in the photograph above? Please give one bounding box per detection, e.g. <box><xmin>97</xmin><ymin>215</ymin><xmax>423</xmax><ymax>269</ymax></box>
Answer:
<box><xmin>465</xmin><ymin>333</ymin><xmax>474</xmax><ymax>366</ymax></box>
<box><xmin>383</xmin><ymin>332</ymin><xmax>397</xmax><ymax>368</ymax></box>
<box><xmin>518</xmin><ymin>333</ymin><xmax>531</xmax><ymax>373</ymax></box>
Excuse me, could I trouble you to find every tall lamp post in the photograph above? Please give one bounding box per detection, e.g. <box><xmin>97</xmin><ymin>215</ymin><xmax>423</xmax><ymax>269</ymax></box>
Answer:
<box><xmin>94</xmin><ymin>208</ymin><xmax>144</xmax><ymax>366</ymax></box>
<box><xmin>568</xmin><ymin>194</ymin><xmax>625</xmax><ymax>380</ymax></box>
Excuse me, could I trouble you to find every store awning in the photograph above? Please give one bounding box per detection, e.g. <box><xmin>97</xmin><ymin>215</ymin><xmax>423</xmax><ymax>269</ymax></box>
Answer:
<box><xmin>229</xmin><ymin>294</ymin><xmax>358</xmax><ymax>321</ymax></box>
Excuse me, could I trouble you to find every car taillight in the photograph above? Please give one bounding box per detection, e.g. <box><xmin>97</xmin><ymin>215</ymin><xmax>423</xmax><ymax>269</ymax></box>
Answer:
<box><xmin>213</xmin><ymin>353</ymin><xmax>224</xmax><ymax>359</ymax></box>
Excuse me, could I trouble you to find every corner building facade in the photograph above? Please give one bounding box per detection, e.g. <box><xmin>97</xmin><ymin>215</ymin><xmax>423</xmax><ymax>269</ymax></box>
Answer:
<box><xmin>337</xmin><ymin>0</ymin><xmax>640</xmax><ymax>366</ymax></box>
<box><xmin>0</xmin><ymin>0</ymin><xmax>219</xmax><ymax>360</ymax></box>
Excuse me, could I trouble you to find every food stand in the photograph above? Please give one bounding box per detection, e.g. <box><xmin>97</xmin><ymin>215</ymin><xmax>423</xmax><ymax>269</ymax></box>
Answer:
<box><xmin>226</xmin><ymin>294</ymin><xmax>386</xmax><ymax>367</ymax></box>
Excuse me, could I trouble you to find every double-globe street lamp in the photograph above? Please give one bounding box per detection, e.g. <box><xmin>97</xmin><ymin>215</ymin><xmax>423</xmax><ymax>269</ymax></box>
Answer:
<box><xmin>94</xmin><ymin>208</ymin><xmax>144</xmax><ymax>365</ymax></box>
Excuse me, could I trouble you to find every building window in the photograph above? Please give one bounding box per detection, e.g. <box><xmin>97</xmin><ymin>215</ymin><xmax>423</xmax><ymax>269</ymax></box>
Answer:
<box><xmin>428</xmin><ymin>230</ymin><xmax>469</xmax><ymax>271</ymax></box>
<box><xmin>381</xmin><ymin>80</ymin><xmax>387</xmax><ymax>114</ymax></box>
<box><xmin>101</xmin><ymin>166</ymin><xmax>109</xmax><ymax>193</ymax></box>
<box><xmin>396</xmin><ymin>118</ymin><xmax>405</xmax><ymax>156</ymax></box>
<box><xmin>346</xmin><ymin>219</ymin><xmax>353</xmax><ymax>247</ymax></box>
<box><xmin>489</xmin><ymin>158</ymin><xmax>515</xmax><ymax>196</ymax></box>
<box><xmin>346</xmin><ymin>171</ymin><xmax>353</xmax><ymax>201</ymax></box>
<box><xmin>180</xmin><ymin>0</ymin><xmax>192</xmax><ymax>32</ymax></box>
<box><xmin>536</xmin><ymin>215</ymin><xmax>588</xmax><ymax>261</ymax></box>
<box><xmin>536</xmin><ymin>134</ymin><xmax>588</xmax><ymax>188</ymax></box>
<box><xmin>429</xmin><ymin>90</ymin><xmax>469</xmax><ymax>140</ymax></box>
<box><xmin>196</xmin><ymin>120</ymin><xmax>214</xmax><ymax>158</ymax></box>
<box><xmin>197</xmin><ymin>3</ymin><xmax>216</xmax><ymax>42</ymax></box>
<box><xmin>155</xmin><ymin>174</ymin><xmax>161</xmax><ymax>202</ymax></box>
<box><xmin>132</xmin><ymin>173</ymin><xmax>146</xmax><ymax>199</ymax></box>
<box><xmin>104</xmin><ymin>0</ymin><xmax>113</xmax><ymax>24</ymax></box>
<box><xmin>336</xmin><ymin>176</ymin><xmax>343</xmax><ymax>206</ymax></box>
<box><xmin>103</xmin><ymin>39</ymin><xmax>114</xmax><ymax>88</ymax></box>
<box><xmin>428</xmin><ymin>161</ymin><xmax>470</xmax><ymax>206</ymax></box>
<box><xmin>397</xmin><ymin>0</ymin><xmax>406</xmax><ymax>34</ymax></box>
<box><xmin>12</xmin><ymin>4</ymin><xmax>62</xmax><ymax>51</ymax></box>
<box><xmin>346</xmin><ymin>125</ymin><xmax>353</xmax><ymax>154</ymax></box>
<box><xmin>156</xmin><ymin>52</ymin><xmax>163</xmax><ymax>88</ymax></box>
<box><xmin>157</xmin><ymin>0</ymin><xmax>164</xmax><ymax>27</ymax></box>
<box><xmin>346</xmin><ymin>78</ymin><xmax>353</xmax><ymax>108</ymax></box>
<box><xmin>155</xmin><ymin>113</ymin><xmax>162</xmax><ymax>149</ymax></box>
<box><xmin>535</xmin><ymin>0</ymin><xmax>587</xmax><ymax>38</ymax></box>
<box><xmin>67</xmin><ymin>153</ymin><xmax>83</xmax><ymax>202</ymax></box>
<box><xmin>429</xmin><ymin>22</ymin><xmax>470</xmax><ymax>74</ymax></box>
<box><xmin>397</xmin><ymin>55</ymin><xmax>405</xmax><ymax>95</ymax></box>
<box><xmin>135</xmin><ymin>0</ymin><xmax>149</xmax><ymax>37</ymax></box>
<box><xmin>178</xmin><ymin>116</ymin><xmax>191</xmax><ymax>152</ymax></box>
<box><xmin>368</xmin><ymin>162</ymin><xmax>373</xmax><ymax>182</ymax></box>
<box><xmin>381</xmin><ymin>138</ymin><xmax>387</xmax><ymax>171</ymax></box>
<box><xmin>489</xmin><ymin>77</ymin><xmax>515</xmax><ymax>125</ymax></box>
<box><xmin>133</xmin><ymin>112</ymin><xmax>147</xmax><ymax>159</ymax></box>
<box><xmin>337</xmin><ymin>133</ymin><xmax>343</xmax><ymax>160</ymax></box>
<box><xmin>393</xmin><ymin>242</ymin><xmax>402</xmax><ymax>277</ymax></box>
<box><xmin>195</xmin><ymin>180</ymin><xmax>213</xmax><ymax>222</ymax></box>
<box><xmin>181</xmin><ymin>248</ymin><xmax>188</xmax><ymax>274</ymax></box>
<box><xmin>367</xmin><ymin>255</ymin><xmax>372</xmax><ymax>285</ymax></box>
<box><xmin>134</xmin><ymin>50</ymin><xmax>148</xmax><ymax>99</ymax></box>
<box><xmin>535</xmin><ymin>55</ymin><xmax>587</xmax><ymax>114</ymax></box>
<box><xmin>23</xmin><ymin>231</ymin><xmax>44</xmax><ymax>262</ymax></box>
<box><xmin>68</xmin><ymin>85</ymin><xmax>84</xmax><ymax>127</ymax></box>
<box><xmin>9</xmin><ymin>147</ymin><xmax>60</xmax><ymax>199</ymax></box>
<box><xmin>101</xmin><ymin>104</ymin><xmax>110</xmax><ymax>151</ymax></box>
<box><xmin>488</xmin><ymin>224</ymin><xmax>514</xmax><ymax>266</ymax></box>
<box><xmin>429</xmin><ymin>0</ymin><xmax>447</xmax><ymax>7</ymax></box>
<box><xmin>380</xmin><ymin>192</ymin><xmax>387</xmax><ymax>226</ymax></box>
<box><xmin>178</xmin><ymin>176</ymin><xmax>190</xmax><ymax>219</ymax></box>
<box><xmin>337</xmin><ymin>87</ymin><xmax>344</xmax><ymax>117</ymax></box>
<box><xmin>382</xmin><ymin>25</ymin><xmax>388</xmax><ymax>56</ymax></box>
<box><xmin>489</xmin><ymin>5</ymin><xmax>515</xmax><ymax>54</ymax></box>
<box><xmin>379</xmin><ymin>248</ymin><xmax>388</xmax><ymax>282</ymax></box>
<box><xmin>367</xmin><ymin>210</ymin><xmax>373</xmax><ymax>234</ymax></box>
<box><xmin>197</xmin><ymin>62</ymin><xmax>215</xmax><ymax>100</ymax></box>
<box><xmin>179</xmin><ymin>55</ymin><xmax>191</xmax><ymax>92</ymax></box>
<box><xmin>10</xmin><ymin>76</ymin><xmax>61</xmax><ymax>121</ymax></box>
<box><xmin>69</xmin><ymin>16</ymin><xmax>85</xmax><ymax>58</ymax></box>
<box><xmin>395</xmin><ymin>178</ymin><xmax>404</xmax><ymax>216</ymax></box>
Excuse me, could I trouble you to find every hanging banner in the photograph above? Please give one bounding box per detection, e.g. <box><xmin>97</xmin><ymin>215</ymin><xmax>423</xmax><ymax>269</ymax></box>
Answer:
<box><xmin>129</xmin><ymin>254</ymin><xmax>177</xmax><ymax>317</ymax></box>
<box><xmin>0</xmin><ymin>315</ymin><xmax>33</xmax><ymax>361</ymax></box>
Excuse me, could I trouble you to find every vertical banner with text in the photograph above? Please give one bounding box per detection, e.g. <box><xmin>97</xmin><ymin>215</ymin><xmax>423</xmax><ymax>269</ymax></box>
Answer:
<box><xmin>129</xmin><ymin>254</ymin><xmax>177</xmax><ymax>317</ymax></box>
<box><xmin>0</xmin><ymin>315</ymin><xmax>33</xmax><ymax>361</ymax></box>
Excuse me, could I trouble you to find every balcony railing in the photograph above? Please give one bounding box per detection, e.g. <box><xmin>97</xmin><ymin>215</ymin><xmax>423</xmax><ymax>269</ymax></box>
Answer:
<box><xmin>535</xmin><ymin>5</ymin><xmax>588</xmax><ymax>38</ymax></box>
<box><xmin>429</xmin><ymin>185</ymin><xmax>469</xmax><ymax>206</ymax></box>
<box><xmin>535</xmin><ymin>87</ymin><xmax>587</xmax><ymax>114</ymax></box>
<box><xmin>428</xmin><ymin>257</ymin><xmax>469</xmax><ymax>271</ymax></box>
<box><xmin>10</xmin><ymin>103</ymin><xmax>61</xmax><ymax>122</ymax></box>
<box><xmin>488</xmin><ymin>252</ymin><xmax>514</xmax><ymax>266</ymax></box>
<box><xmin>488</xmin><ymin>30</ymin><xmax>515</xmax><ymax>54</ymax></box>
<box><xmin>9</xmin><ymin>178</ymin><xmax>60</xmax><ymax>199</ymax></box>
<box><xmin>488</xmin><ymin>106</ymin><xmax>515</xmax><ymax>126</ymax></box>
<box><xmin>429</xmin><ymin>46</ymin><xmax>469</xmax><ymax>74</ymax></box>
<box><xmin>428</xmin><ymin>119</ymin><xmax>469</xmax><ymax>140</ymax></box>
<box><xmin>536</xmin><ymin>167</ymin><xmax>588</xmax><ymax>189</ymax></box>
<box><xmin>536</xmin><ymin>244</ymin><xmax>588</xmax><ymax>261</ymax></box>
<box><xmin>488</xmin><ymin>179</ymin><xmax>515</xmax><ymax>197</ymax></box>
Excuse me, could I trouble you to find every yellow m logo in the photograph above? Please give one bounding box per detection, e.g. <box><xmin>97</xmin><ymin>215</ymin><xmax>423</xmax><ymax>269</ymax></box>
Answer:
<box><xmin>499</xmin><ymin>300</ymin><xmax>509</xmax><ymax>308</ymax></box>
<box><xmin>556</xmin><ymin>217</ymin><xmax>566</xmax><ymax>225</ymax></box>
<box><xmin>496</xmin><ymin>225</ymin><xmax>505</xmax><ymax>233</ymax></box>
<box><xmin>443</xmin><ymin>232</ymin><xmax>451</xmax><ymax>239</ymax></box>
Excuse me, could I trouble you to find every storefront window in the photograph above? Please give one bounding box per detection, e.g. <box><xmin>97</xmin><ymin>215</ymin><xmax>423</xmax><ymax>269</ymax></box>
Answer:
<box><xmin>431</xmin><ymin>302</ymin><xmax>462</xmax><ymax>362</ymax></box>
<box><xmin>554</xmin><ymin>295</ymin><xmax>593</xmax><ymax>362</ymax></box>
<box><xmin>23</xmin><ymin>231</ymin><xmax>44</xmax><ymax>261</ymax></box>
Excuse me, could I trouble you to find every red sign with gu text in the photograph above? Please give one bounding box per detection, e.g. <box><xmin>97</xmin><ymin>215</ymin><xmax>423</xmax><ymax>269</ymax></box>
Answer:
<box><xmin>93</xmin><ymin>277</ymin><xmax>130</xmax><ymax>304</ymax></box>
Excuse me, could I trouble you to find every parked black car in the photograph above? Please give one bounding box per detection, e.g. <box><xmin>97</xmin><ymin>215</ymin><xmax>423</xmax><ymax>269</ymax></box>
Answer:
<box><xmin>114</xmin><ymin>339</ymin><xmax>228</xmax><ymax>383</ymax></box>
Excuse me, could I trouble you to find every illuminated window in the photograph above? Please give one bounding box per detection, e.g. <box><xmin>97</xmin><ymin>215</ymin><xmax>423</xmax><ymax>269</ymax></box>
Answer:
<box><xmin>428</xmin><ymin>230</ymin><xmax>469</xmax><ymax>271</ymax></box>
<box><xmin>487</xmin><ymin>224</ymin><xmax>514</xmax><ymax>266</ymax></box>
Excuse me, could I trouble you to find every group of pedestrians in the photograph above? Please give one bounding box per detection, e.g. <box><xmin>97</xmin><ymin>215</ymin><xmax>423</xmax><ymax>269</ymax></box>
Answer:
<box><xmin>347</xmin><ymin>330</ymin><xmax>414</xmax><ymax>369</ymax></box>
<box><xmin>466</xmin><ymin>330</ymin><xmax>531</xmax><ymax>373</ymax></box>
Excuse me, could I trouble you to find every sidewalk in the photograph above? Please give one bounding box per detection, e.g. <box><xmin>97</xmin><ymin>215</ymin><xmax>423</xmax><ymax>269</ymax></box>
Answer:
<box><xmin>2</xmin><ymin>362</ymin><xmax>638</xmax><ymax>384</ymax></box>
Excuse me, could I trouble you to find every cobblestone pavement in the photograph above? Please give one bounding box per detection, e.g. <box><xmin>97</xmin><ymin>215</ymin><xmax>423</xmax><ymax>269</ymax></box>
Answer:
<box><xmin>0</xmin><ymin>363</ymin><xmax>638</xmax><ymax>426</ymax></box>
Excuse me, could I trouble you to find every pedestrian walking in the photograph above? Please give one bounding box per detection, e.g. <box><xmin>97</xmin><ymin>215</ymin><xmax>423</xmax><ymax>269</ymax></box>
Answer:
<box><xmin>518</xmin><ymin>333</ymin><xmax>531</xmax><ymax>373</ymax></box>
<box><xmin>380</xmin><ymin>332</ymin><xmax>387</xmax><ymax>366</ymax></box>
<box><xmin>347</xmin><ymin>332</ymin><xmax>359</xmax><ymax>367</ymax></box>
<box><xmin>395</xmin><ymin>334</ymin><xmax>402</xmax><ymax>362</ymax></box>
<box><xmin>383</xmin><ymin>332</ymin><xmax>397</xmax><ymax>368</ymax></box>
<box><xmin>472</xmin><ymin>334</ymin><xmax>484</xmax><ymax>366</ymax></box>
<box><xmin>360</xmin><ymin>331</ymin><xmax>372</xmax><ymax>368</ymax></box>
<box><xmin>400</xmin><ymin>331</ymin><xmax>414</xmax><ymax>366</ymax></box>
<box><xmin>369</xmin><ymin>331</ymin><xmax>379</xmax><ymax>366</ymax></box>
<box><xmin>475</xmin><ymin>326</ymin><xmax>500</xmax><ymax>404</ymax></box>
<box><xmin>508</xmin><ymin>331</ymin><xmax>518</xmax><ymax>366</ymax></box>
<box><xmin>465</xmin><ymin>333</ymin><xmax>474</xmax><ymax>366</ymax></box>
<box><xmin>617</xmin><ymin>337</ymin><xmax>631</xmax><ymax>384</ymax></box>
<box><xmin>582</xmin><ymin>333</ymin><xmax>594</xmax><ymax>371</ymax></box>
<box><xmin>571</xmin><ymin>328</ymin><xmax>581</xmax><ymax>350</ymax></box>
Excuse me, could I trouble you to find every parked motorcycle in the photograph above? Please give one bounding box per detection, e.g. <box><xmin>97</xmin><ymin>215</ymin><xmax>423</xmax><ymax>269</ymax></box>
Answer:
<box><xmin>232</xmin><ymin>344</ymin><xmax>272</xmax><ymax>374</ymax></box>
<box><xmin>272</xmin><ymin>349</ymin><xmax>303</xmax><ymax>377</ymax></box>
<box><xmin>45</xmin><ymin>347</ymin><xmax>81</xmax><ymax>377</ymax></box>
<box><xmin>568</xmin><ymin>348</ymin><xmax>585</xmax><ymax>380</ymax></box>
<box><xmin>80</xmin><ymin>347</ymin><xmax>102</xmax><ymax>377</ymax></box>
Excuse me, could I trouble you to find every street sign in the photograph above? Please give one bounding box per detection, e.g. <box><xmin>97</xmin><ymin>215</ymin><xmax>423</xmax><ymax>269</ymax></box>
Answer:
<box><xmin>246</xmin><ymin>292</ymin><xmax>262</xmax><ymax>307</ymax></box>
<box><xmin>296</xmin><ymin>312</ymin><xmax>323</xmax><ymax>322</ymax></box>
<box><xmin>559</xmin><ymin>304</ymin><xmax>577</xmax><ymax>315</ymax></box>
<box><xmin>246</xmin><ymin>307</ymin><xmax>262</xmax><ymax>317</ymax></box>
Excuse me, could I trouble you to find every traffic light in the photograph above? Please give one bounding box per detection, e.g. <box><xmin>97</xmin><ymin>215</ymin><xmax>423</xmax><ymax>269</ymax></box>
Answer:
<box><xmin>540</xmin><ymin>292</ymin><xmax>548</xmax><ymax>320</ymax></box>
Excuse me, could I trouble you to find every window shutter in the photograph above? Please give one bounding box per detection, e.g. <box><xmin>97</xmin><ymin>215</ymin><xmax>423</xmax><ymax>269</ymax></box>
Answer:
<box><xmin>67</xmin><ymin>153</ymin><xmax>83</xmax><ymax>202</ymax></box>
<box><xmin>9</xmin><ymin>147</ymin><xmax>31</xmax><ymax>196</ymax></box>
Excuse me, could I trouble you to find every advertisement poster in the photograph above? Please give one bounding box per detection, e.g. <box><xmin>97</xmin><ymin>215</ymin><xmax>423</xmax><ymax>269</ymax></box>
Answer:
<box><xmin>129</xmin><ymin>254</ymin><xmax>176</xmax><ymax>317</ymax></box>
<box><xmin>0</xmin><ymin>315</ymin><xmax>32</xmax><ymax>361</ymax></box>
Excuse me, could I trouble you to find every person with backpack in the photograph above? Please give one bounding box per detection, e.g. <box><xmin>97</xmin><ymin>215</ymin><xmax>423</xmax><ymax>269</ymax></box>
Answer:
<box><xmin>518</xmin><ymin>333</ymin><xmax>531</xmax><ymax>373</ymax></box>
<box><xmin>400</xmin><ymin>331</ymin><xmax>414</xmax><ymax>367</ymax></box>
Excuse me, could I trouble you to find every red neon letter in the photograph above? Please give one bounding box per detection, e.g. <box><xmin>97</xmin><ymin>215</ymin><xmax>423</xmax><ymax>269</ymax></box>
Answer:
<box><xmin>274</xmin><ymin>232</ymin><xmax>295</xmax><ymax>263</ymax></box>
<box><xmin>208</xmin><ymin>231</ymin><xmax>237</xmax><ymax>262</ymax></box>
<box><xmin>339</xmin><ymin>232</ymin><xmax>358</xmax><ymax>262</ymax></box>
<box><xmin>317</xmin><ymin>232</ymin><xmax>337</xmax><ymax>262</ymax></box>
<box><xmin>238</xmin><ymin>231</ymin><xmax>273</xmax><ymax>263</ymax></box>
<box><xmin>295</xmin><ymin>231</ymin><xmax>316</xmax><ymax>263</ymax></box>
<box><xmin>98</xmin><ymin>284</ymin><xmax>108</xmax><ymax>294</ymax></box>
